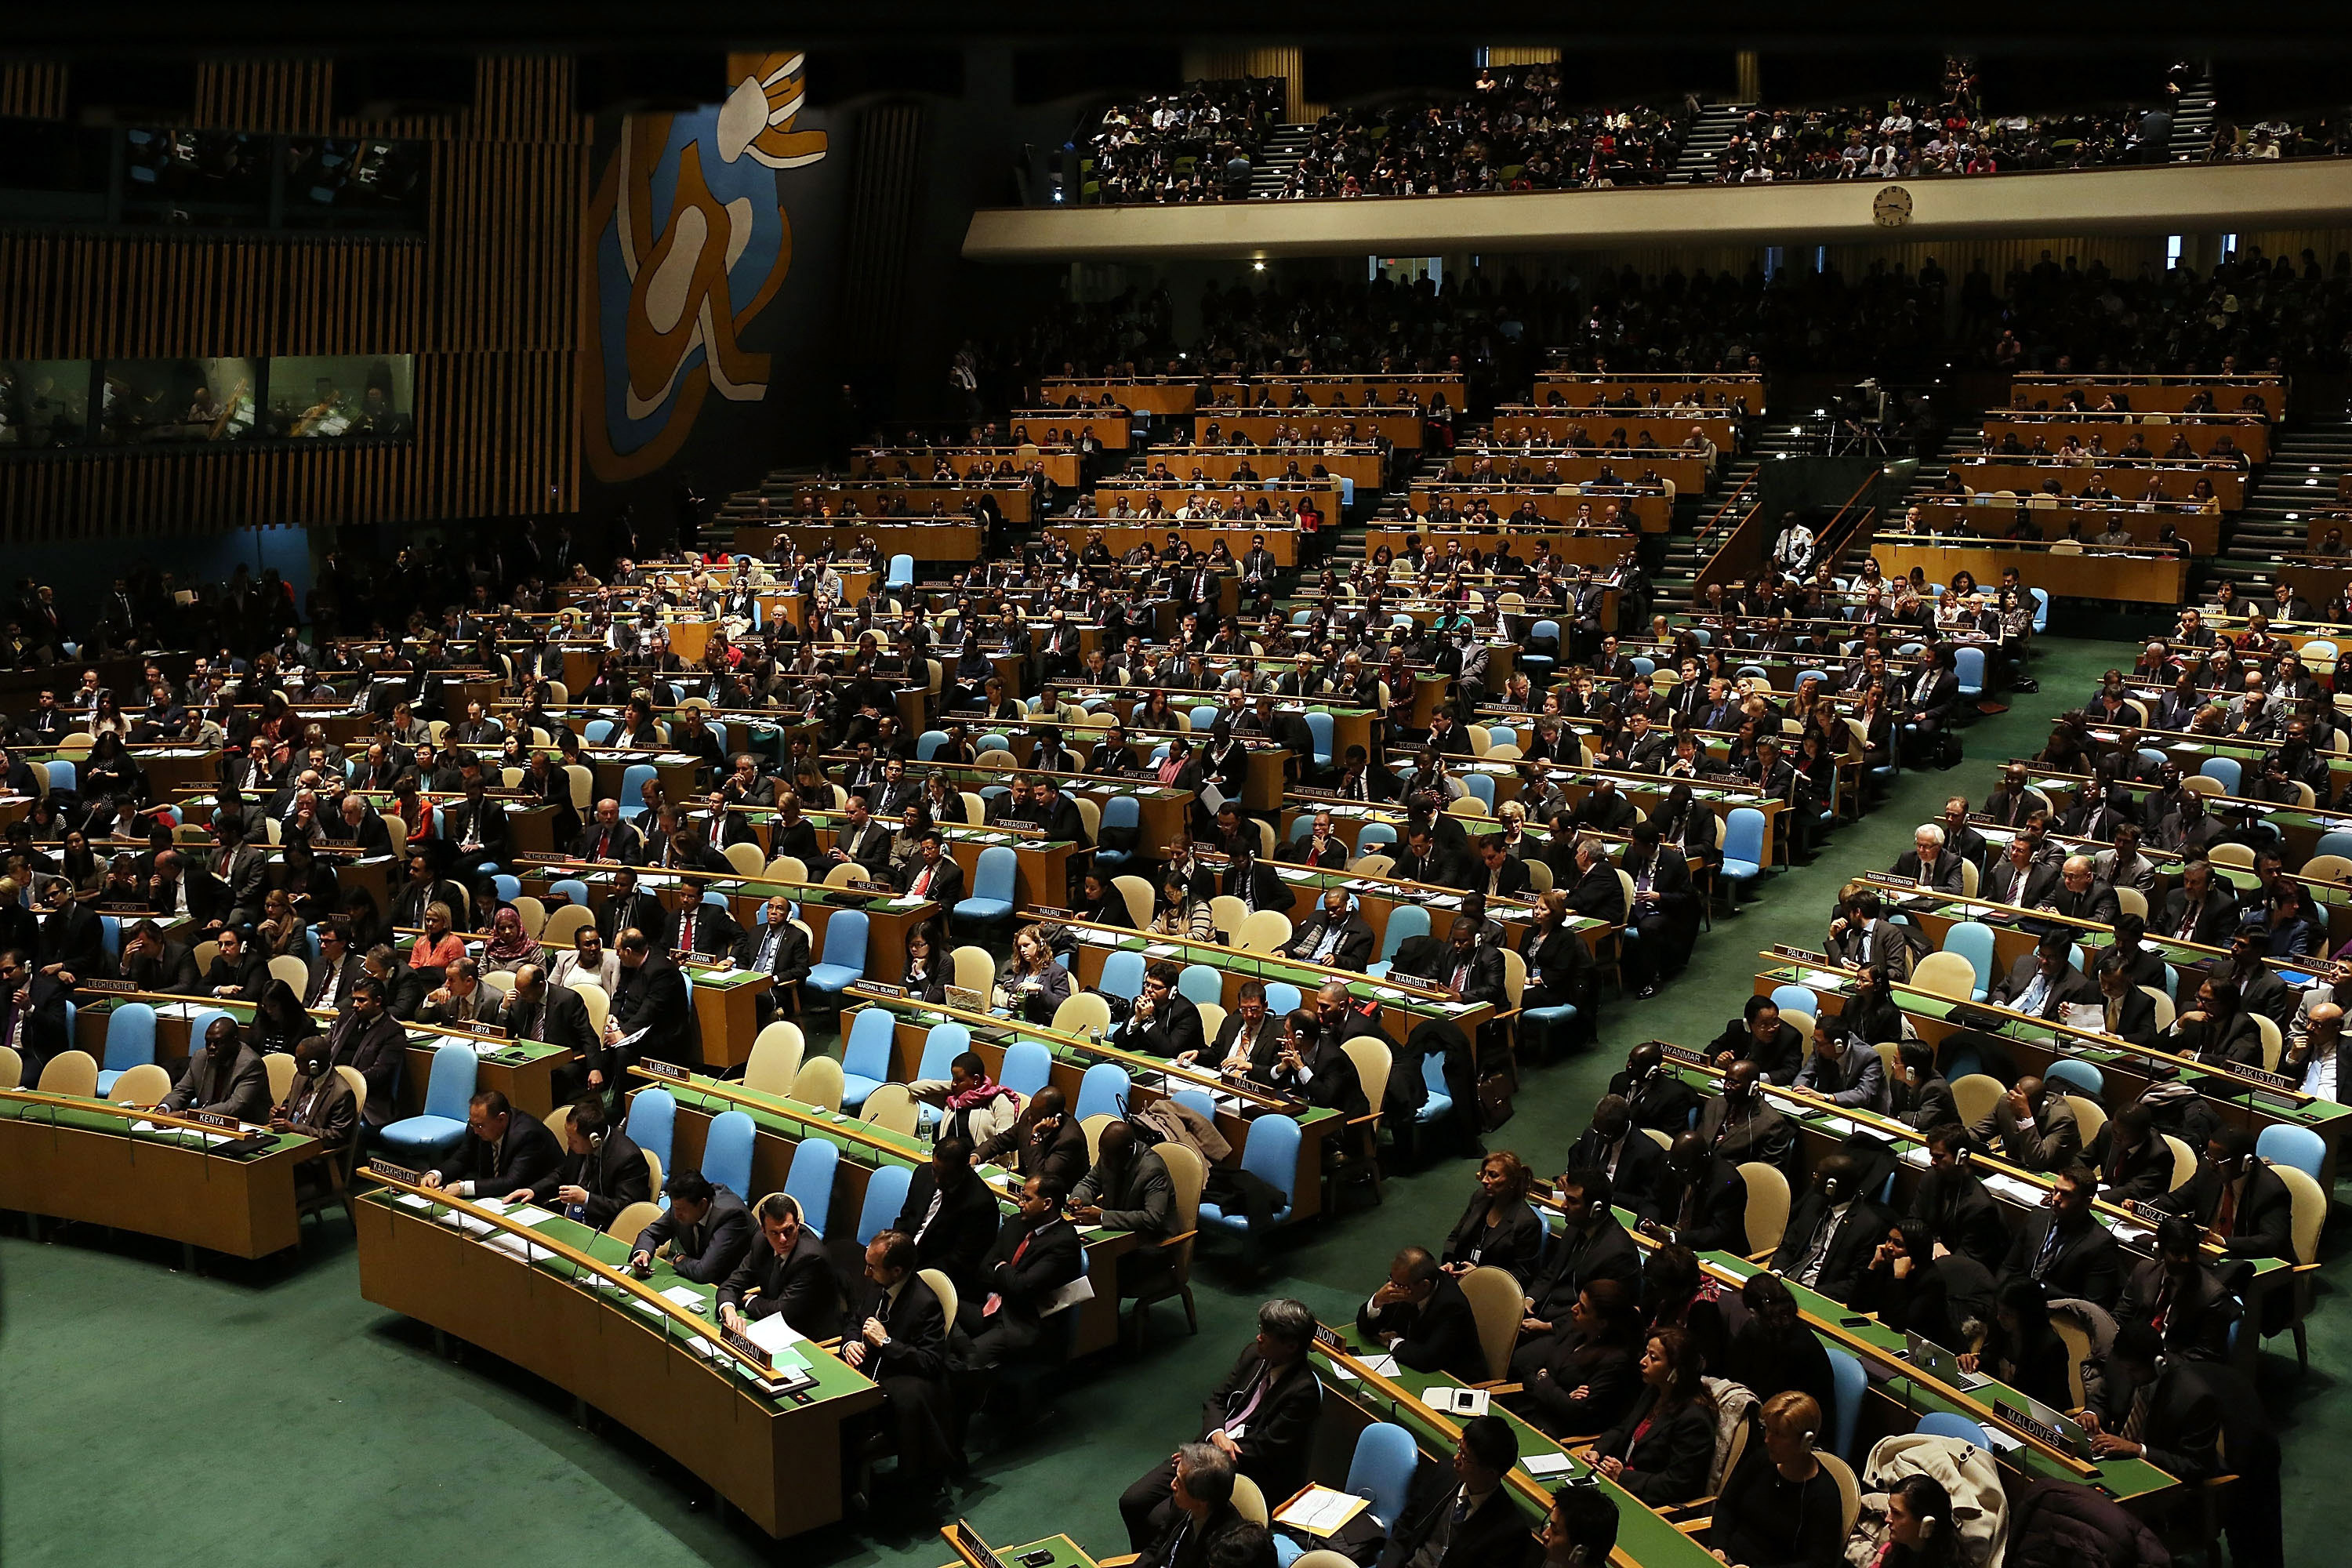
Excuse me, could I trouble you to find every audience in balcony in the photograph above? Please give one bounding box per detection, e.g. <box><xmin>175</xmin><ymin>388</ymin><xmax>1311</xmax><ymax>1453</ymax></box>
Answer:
<box><xmin>1085</xmin><ymin>78</ymin><xmax>1283</xmax><ymax>204</ymax></box>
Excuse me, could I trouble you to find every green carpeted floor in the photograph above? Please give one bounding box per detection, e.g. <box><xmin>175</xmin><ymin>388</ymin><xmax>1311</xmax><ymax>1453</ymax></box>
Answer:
<box><xmin>3</xmin><ymin>634</ymin><xmax>2340</xmax><ymax>1566</ymax></box>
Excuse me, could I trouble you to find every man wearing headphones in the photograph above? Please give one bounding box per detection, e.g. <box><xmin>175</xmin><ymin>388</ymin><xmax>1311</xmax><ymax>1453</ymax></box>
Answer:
<box><xmin>510</xmin><ymin>1094</ymin><xmax>650</xmax><ymax>1232</ymax></box>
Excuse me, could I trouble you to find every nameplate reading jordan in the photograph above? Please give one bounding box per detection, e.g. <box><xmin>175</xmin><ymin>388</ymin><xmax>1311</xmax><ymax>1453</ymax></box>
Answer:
<box><xmin>1993</xmin><ymin>1401</ymin><xmax>2065</xmax><ymax>1450</ymax></box>
<box><xmin>369</xmin><ymin>1157</ymin><xmax>425</xmax><ymax>1185</ymax></box>
<box><xmin>79</xmin><ymin>978</ymin><xmax>140</xmax><ymax>994</ymax></box>
<box><xmin>1659</xmin><ymin>1043</ymin><xmax>1708</xmax><ymax>1066</ymax></box>
<box><xmin>183</xmin><ymin>1109</ymin><xmax>241</xmax><ymax>1131</ymax></box>
<box><xmin>637</xmin><ymin>1058</ymin><xmax>692</xmax><ymax>1084</ymax></box>
<box><xmin>720</xmin><ymin>1327</ymin><xmax>773</xmax><ymax>1374</ymax></box>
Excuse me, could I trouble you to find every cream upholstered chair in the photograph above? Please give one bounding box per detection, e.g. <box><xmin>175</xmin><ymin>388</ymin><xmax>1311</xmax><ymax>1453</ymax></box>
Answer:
<box><xmin>1737</xmin><ymin>1160</ymin><xmax>1791</xmax><ymax>1258</ymax></box>
<box><xmin>791</xmin><ymin>1055</ymin><xmax>845</xmax><ymax>1111</ymax></box>
<box><xmin>744</xmin><ymin>1022</ymin><xmax>806</xmax><ymax>1094</ymax></box>
<box><xmin>37</xmin><ymin>1051</ymin><xmax>98</xmax><ymax>1098</ymax></box>
<box><xmin>1457</xmin><ymin>1264</ymin><xmax>1526</xmax><ymax>1383</ymax></box>
<box><xmin>107</xmin><ymin>1062</ymin><xmax>171</xmax><ymax>1105</ymax></box>
<box><xmin>607</xmin><ymin>1200</ymin><xmax>663</xmax><ymax>1242</ymax></box>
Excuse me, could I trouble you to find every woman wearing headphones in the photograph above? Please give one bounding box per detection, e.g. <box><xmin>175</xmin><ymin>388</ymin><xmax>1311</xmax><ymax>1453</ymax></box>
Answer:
<box><xmin>1872</xmin><ymin>1475</ymin><xmax>1958</xmax><ymax>1568</ymax></box>
<box><xmin>1704</xmin><ymin>1389</ymin><xmax>1846</xmax><ymax>1568</ymax></box>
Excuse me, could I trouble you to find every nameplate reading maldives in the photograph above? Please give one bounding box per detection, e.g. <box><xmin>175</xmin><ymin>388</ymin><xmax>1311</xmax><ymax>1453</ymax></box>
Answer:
<box><xmin>637</xmin><ymin>1058</ymin><xmax>692</xmax><ymax>1084</ymax></box>
<box><xmin>1993</xmin><ymin>1401</ymin><xmax>2065</xmax><ymax>1450</ymax></box>
<box><xmin>369</xmin><ymin>1157</ymin><xmax>426</xmax><ymax>1185</ymax></box>
<box><xmin>721</xmin><ymin>1327</ymin><xmax>774</xmax><ymax>1373</ymax></box>
<box><xmin>79</xmin><ymin>978</ymin><xmax>140</xmax><ymax>994</ymax></box>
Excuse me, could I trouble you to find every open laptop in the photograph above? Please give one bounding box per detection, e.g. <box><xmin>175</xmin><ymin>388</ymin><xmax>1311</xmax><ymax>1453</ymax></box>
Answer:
<box><xmin>1902</xmin><ymin>1332</ymin><xmax>1992</xmax><ymax>1392</ymax></box>
<box><xmin>2006</xmin><ymin>1392</ymin><xmax>2098</xmax><ymax>1460</ymax></box>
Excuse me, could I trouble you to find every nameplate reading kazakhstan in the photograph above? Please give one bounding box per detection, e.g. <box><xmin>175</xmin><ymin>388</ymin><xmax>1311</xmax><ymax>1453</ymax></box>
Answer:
<box><xmin>721</xmin><ymin>1327</ymin><xmax>773</xmax><ymax>1373</ymax></box>
<box><xmin>1993</xmin><ymin>1401</ymin><xmax>2064</xmax><ymax>1450</ymax></box>
<box><xmin>368</xmin><ymin>1156</ymin><xmax>426</xmax><ymax>1185</ymax></box>
<box><xmin>79</xmin><ymin>978</ymin><xmax>140</xmax><ymax>994</ymax></box>
<box><xmin>183</xmin><ymin>1109</ymin><xmax>241</xmax><ymax>1131</ymax></box>
<box><xmin>637</xmin><ymin>1058</ymin><xmax>692</xmax><ymax>1084</ymax></box>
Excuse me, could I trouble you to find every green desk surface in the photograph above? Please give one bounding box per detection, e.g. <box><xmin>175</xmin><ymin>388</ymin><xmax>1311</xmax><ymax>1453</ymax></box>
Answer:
<box><xmin>72</xmin><ymin>994</ymin><xmax>575</xmax><ymax>1073</ymax></box>
<box><xmin>359</xmin><ymin>1189</ymin><xmax>873</xmax><ymax>1410</ymax></box>
<box><xmin>1065</xmin><ymin>926</ymin><xmax>1475</xmax><ymax>1028</ymax></box>
<box><xmin>1762</xmin><ymin>963</ymin><xmax>2349</xmax><ymax>1131</ymax></box>
<box><xmin>0</xmin><ymin>1092</ymin><xmax>310</xmax><ymax>1156</ymax></box>
<box><xmin>870</xmin><ymin>998</ymin><xmax>1342</xmax><ymax>1133</ymax></box>
<box><xmin>1313</xmin><ymin>1326</ymin><xmax>1719</xmax><ymax>1563</ymax></box>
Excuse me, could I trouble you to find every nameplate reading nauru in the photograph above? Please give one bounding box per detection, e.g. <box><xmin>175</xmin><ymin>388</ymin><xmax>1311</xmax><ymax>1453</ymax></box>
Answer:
<box><xmin>369</xmin><ymin>1157</ymin><xmax>426</xmax><ymax>1185</ymax></box>
<box><xmin>637</xmin><ymin>1058</ymin><xmax>692</xmax><ymax>1084</ymax></box>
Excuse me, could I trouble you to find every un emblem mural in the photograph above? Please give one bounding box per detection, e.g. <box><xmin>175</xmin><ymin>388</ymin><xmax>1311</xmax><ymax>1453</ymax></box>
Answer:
<box><xmin>585</xmin><ymin>50</ymin><xmax>829</xmax><ymax>481</ymax></box>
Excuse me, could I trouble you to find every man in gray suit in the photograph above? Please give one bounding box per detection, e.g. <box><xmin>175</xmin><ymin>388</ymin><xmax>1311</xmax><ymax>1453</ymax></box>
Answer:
<box><xmin>1969</xmin><ymin>1074</ymin><xmax>2081</xmax><ymax>1172</ymax></box>
<box><xmin>157</xmin><ymin>1014</ymin><xmax>272</xmax><ymax>1122</ymax></box>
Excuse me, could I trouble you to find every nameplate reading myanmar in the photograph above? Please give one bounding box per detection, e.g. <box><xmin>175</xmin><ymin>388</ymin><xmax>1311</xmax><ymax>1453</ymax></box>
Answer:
<box><xmin>1992</xmin><ymin>1401</ymin><xmax>2065</xmax><ymax>1450</ymax></box>
<box><xmin>80</xmin><ymin>977</ymin><xmax>140</xmax><ymax>994</ymax></box>
<box><xmin>637</xmin><ymin>1058</ymin><xmax>692</xmax><ymax>1084</ymax></box>
<box><xmin>1659</xmin><ymin>1043</ymin><xmax>1709</xmax><ymax>1066</ymax></box>
<box><xmin>720</xmin><ymin>1327</ymin><xmax>773</xmax><ymax>1374</ymax></box>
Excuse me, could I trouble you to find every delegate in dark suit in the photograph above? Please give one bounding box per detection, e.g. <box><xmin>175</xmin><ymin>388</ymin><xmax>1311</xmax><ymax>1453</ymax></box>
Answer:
<box><xmin>1565</xmin><ymin>1125</ymin><xmax>1672</xmax><ymax>1219</ymax></box>
<box><xmin>1887</xmin><ymin>850</ymin><xmax>1965</xmax><ymax>895</ymax></box>
<box><xmin>1118</xmin><ymin>1340</ymin><xmax>1325</xmax><ymax>1551</ymax></box>
<box><xmin>891</xmin><ymin>1163</ymin><xmax>1002</xmax><ymax>1301</ymax></box>
<box><xmin>158</xmin><ymin>1043</ymin><xmax>272</xmax><ymax>1121</ymax></box>
<box><xmin>730</xmin><ymin>919</ymin><xmax>812</xmax><ymax>1019</ymax></box>
<box><xmin>527</xmin><ymin>1127</ymin><xmax>651</xmax><ymax>1232</ymax></box>
<box><xmin>966</xmin><ymin>1209</ymin><xmax>1084</xmax><ymax>1363</ymax></box>
<box><xmin>1770</xmin><ymin>1192</ymin><xmax>1895</xmax><ymax>1303</ymax></box>
<box><xmin>717</xmin><ymin>1227</ymin><xmax>843</xmax><ymax>1338</ymax></box>
<box><xmin>1998</xmin><ymin>1210</ymin><xmax>2122</xmax><ymax>1308</ymax></box>
<box><xmin>1591</xmin><ymin>1388</ymin><xmax>1717</xmax><ymax>1504</ymax></box>
<box><xmin>430</xmin><ymin>1102</ymin><xmax>564</xmax><ymax>1197</ymax></box>
<box><xmin>1279</xmin><ymin>909</ymin><xmax>1376</xmax><ymax>971</ymax></box>
<box><xmin>609</xmin><ymin>954</ymin><xmax>694</xmax><ymax>1065</ymax></box>
<box><xmin>633</xmin><ymin>1185</ymin><xmax>755</xmax><ymax>1283</ymax></box>
<box><xmin>2151</xmin><ymin>1159</ymin><xmax>2296</xmax><ymax>1263</ymax></box>
<box><xmin>1358</xmin><ymin>1271</ymin><xmax>1486</xmax><ymax>1381</ymax></box>
<box><xmin>1907</xmin><ymin>1162</ymin><xmax>2010</xmax><ymax>1269</ymax></box>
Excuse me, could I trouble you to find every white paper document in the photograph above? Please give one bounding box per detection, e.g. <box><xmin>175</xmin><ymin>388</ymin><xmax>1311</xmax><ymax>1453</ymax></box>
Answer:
<box><xmin>1521</xmin><ymin>1451</ymin><xmax>1575</xmax><ymax>1479</ymax></box>
<box><xmin>742</xmin><ymin>1313</ymin><xmax>807</xmax><ymax>1355</ymax></box>
<box><xmin>1356</xmin><ymin>1353</ymin><xmax>1401</xmax><ymax>1376</ymax></box>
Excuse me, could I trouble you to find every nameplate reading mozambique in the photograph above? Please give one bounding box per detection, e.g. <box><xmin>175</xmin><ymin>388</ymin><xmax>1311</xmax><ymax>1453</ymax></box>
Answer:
<box><xmin>183</xmin><ymin>1109</ymin><xmax>241</xmax><ymax>1131</ymax></box>
<box><xmin>80</xmin><ymin>978</ymin><xmax>140</xmax><ymax>994</ymax></box>
<box><xmin>1660</xmin><ymin>1043</ymin><xmax>1708</xmax><ymax>1066</ymax></box>
<box><xmin>637</xmin><ymin>1058</ymin><xmax>692</xmax><ymax>1084</ymax></box>
<box><xmin>369</xmin><ymin>1157</ymin><xmax>425</xmax><ymax>1185</ymax></box>
<box><xmin>720</xmin><ymin>1327</ymin><xmax>773</xmax><ymax>1374</ymax></box>
<box><xmin>1993</xmin><ymin>1401</ymin><xmax>2064</xmax><ymax>1450</ymax></box>
<box><xmin>861</xmin><ymin>982</ymin><xmax>907</xmax><ymax>998</ymax></box>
